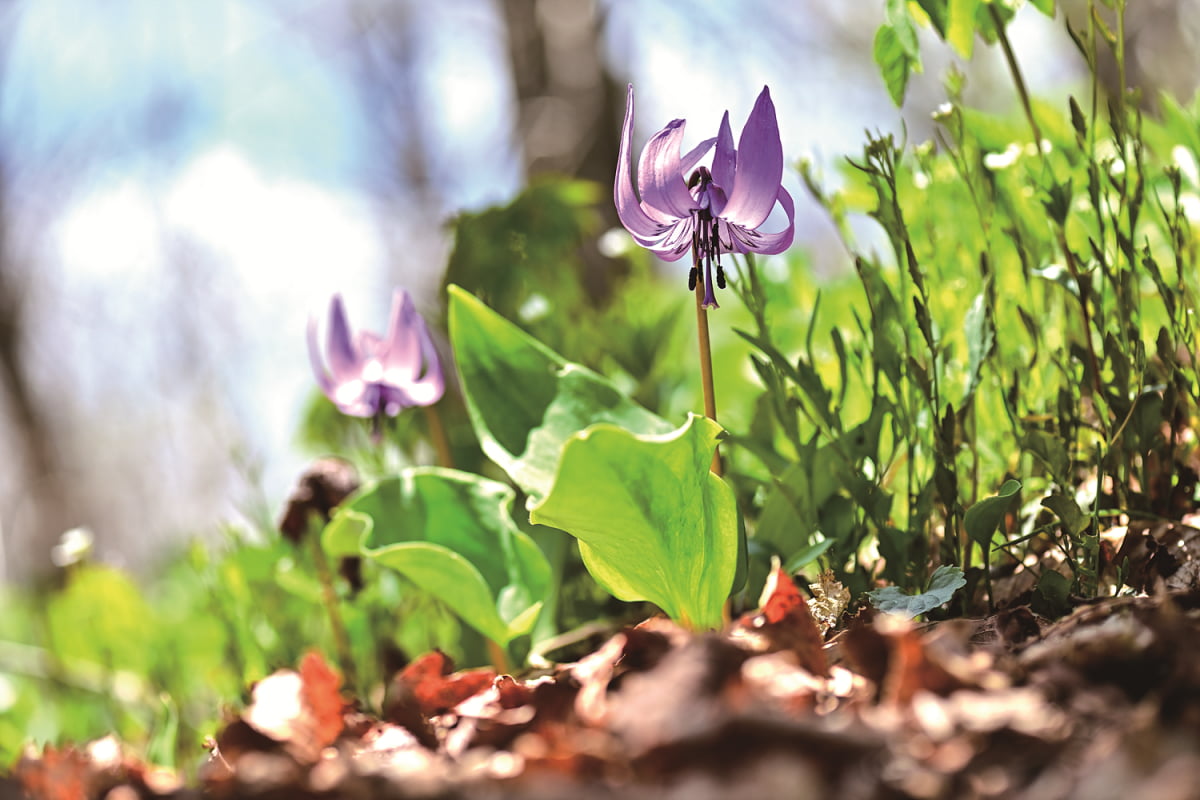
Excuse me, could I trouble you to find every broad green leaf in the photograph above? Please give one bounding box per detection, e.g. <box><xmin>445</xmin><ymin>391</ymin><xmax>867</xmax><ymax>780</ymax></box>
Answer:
<box><xmin>530</xmin><ymin>415</ymin><xmax>737</xmax><ymax>631</ymax></box>
<box><xmin>1029</xmin><ymin>0</ymin><xmax>1055</xmax><ymax>16</ymax></box>
<box><xmin>448</xmin><ymin>284</ymin><xmax>672</xmax><ymax>504</ymax></box>
<box><xmin>323</xmin><ymin>468</ymin><xmax>550</xmax><ymax>646</ymax></box>
<box><xmin>868</xmin><ymin>565</ymin><xmax>967</xmax><ymax>618</ymax></box>
<box><xmin>964</xmin><ymin>479</ymin><xmax>1022</xmax><ymax>549</ymax></box>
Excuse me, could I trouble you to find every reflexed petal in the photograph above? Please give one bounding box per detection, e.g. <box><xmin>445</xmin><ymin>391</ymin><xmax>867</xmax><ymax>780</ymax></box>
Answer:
<box><xmin>382</xmin><ymin>289</ymin><xmax>421</xmax><ymax>380</ymax></box>
<box><xmin>306</xmin><ymin>317</ymin><xmax>336</xmax><ymax>396</ymax></box>
<box><xmin>680</xmin><ymin>136</ymin><xmax>716</xmax><ymax>177</ymax></box>
<box><xmin>615</xmin><ymin>85</ymin><xmax>666</xmax><ymax>238</ymax></box>
<box><xmin>711</xmin><ymin>111</ymin><xmax>736</xmax><ymax>193</ymax></box>
<box><xmin>325</xmin><ymin>294</ymin><xmax>361</xmax><ymax>382</ymax></box>
<box><xmin>720</xmin><ymin>86</ymin><xmax>784</xmax><ymax>229</ymax></box>
<box><xmin>637</xmin><ymin>119</ymin><xmax>700</xmax><ymax>219</ymax></box>
<box><xmin>724</xmin><ymin>186</ymin><xmax>796</xmax><ymax>255</ymax></box>
<box><xmin>381</xmin><ymin>290</ymin><xmax>446</xmax><ymax>408</ymax></box>
<box><xmin>747</xmin><ymin>187</ymin><xmax>796</xmax><ymax>254</ymax></box>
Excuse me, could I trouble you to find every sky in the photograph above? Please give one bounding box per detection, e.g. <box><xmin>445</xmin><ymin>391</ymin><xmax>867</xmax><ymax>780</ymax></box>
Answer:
<box><xmin>0</xmin><ymin>0</ymin><xmax>1079</xmax><ymax>577</ymax></box>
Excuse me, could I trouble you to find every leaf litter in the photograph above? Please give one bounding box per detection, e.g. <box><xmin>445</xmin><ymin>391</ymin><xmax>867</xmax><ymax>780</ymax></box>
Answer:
<box><xmin>14</xmin><ymin>538</ymin><xmax>1200</xmax><ymax>800</ymax></box>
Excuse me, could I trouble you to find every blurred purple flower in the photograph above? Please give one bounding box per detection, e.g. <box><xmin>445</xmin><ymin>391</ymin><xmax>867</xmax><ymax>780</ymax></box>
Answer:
<box><xmin>308</xmin><ymin>289</ymin><xmax>444</xmax><ymax>429</ymax></box>
<box><xmin>615</xmin><ymin>85</ymin><xmax>795</xmax><ymax>309</ymax></box>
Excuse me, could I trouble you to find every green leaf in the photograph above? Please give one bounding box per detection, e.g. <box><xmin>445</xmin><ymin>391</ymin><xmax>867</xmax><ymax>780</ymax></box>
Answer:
<box><xmin>874</xmin><ymin>23</ymin><xmax>920</xmax><ymax>107</ymax></box>
<box><xmin>946</xmin><ymin>0</ymin><xmax>981</xmax><ymax>57</ymax></box>
<box><xmin>530</xmin><ymin>415</ymin><xmax>737</xmax><ymax>631</ymax></box>
<box><xmin>448</xmin><ymin>285</ymin><xmax>672</xmax><ymax>504</ymax></box>
<box><xmin>1041</xmin><ymin>492</ymin><xmax>1090</xmax><ymax>537</ymax></box>
<box><xmin>964</xmin><ymin>479</ymin><xmax>1022</xmax><ymax>549</ymax></box>
<box><xmin>885</xmin><ymin>0</ymin><xmax>920</xmax><ymax>57</ymax></box>
<box><xmin>782</xmin><ymin>538</ymin><xmax>835</xmax><ymax>573</ymax></box>
<box><xmin>323</xmin><ymin>468</ymin><xmax>551</xmax><ymax>646</ymax></box>
<box><xmin>868</xmin><ymin>565</ymin><xmax>967</xmax><ymax>618</ymax></box>
<box><xmin>1023</xmin><ymin>430</ymin><xmax>1070</xmax><ymax>483</ymax></box>
<box><xmin>916</xmin><ymin>0</ymin><xmax>950</xmax><ymax>38</ymax></box>
<box><xmin>1029</xmin><ymin>0</ymin><xmax>1055</xmax><ymax>16</ymax></box>
<box><xmin>963</xmin><ymin>290</ymin><xmax>994</xmax><ymax>399</ymax></box>
<box><xmin>1031</xmin><ymin>570</ymin><xmax>1071</xmax><ymax>617</ymax></box>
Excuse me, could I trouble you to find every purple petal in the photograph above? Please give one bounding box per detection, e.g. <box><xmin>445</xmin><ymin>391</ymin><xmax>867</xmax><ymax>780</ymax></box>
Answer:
<box><xmin>333</xmin><ymin>380</ymin><xmax>376</xmax><ymax>418</ymax></box>
<box><xmin>680</xmin><ymin>136</ymin><xmax>716</xmax><ymax>177</ymax></box>
<box><xmin>382</xmin><ymin>289</ymin><xmax>445</xmax><ymax>407</ymax></box>
<box><xmin>720</xmin><ymin>86</ymin><xmax>784</xmax><ymax>229</ymax></box>
<box><xmin>382</xmin><ymin>289</ymin><xmax>421</xmax><ymax>380</ymax></box>
<box><xmin>306</xmin><ymin>317</ymin><xmax>336</xmax><ymax>397</ymax></box>
<box><xmin>724</xmin><ymin>186</ymin><xmax>796</xmax><ymax>255</ymax></box>
<box><xmin>637</xmin><ymin>119</ymin><xmax>700</xmax><ymax>219</ymax></box>
<box><xmin>325</xmin><ymin>294</ymin><xmax>361</xmax><ymax>382</ymax></box>
<box><xmin>710</xmin><ymin>111</ymin><xmax>736</xmax><ymax>192</ymax></box>
<box><xmin>615</xmin><ymin>85</ymin><xmax>666</xmax><ymax>239</ymax></box>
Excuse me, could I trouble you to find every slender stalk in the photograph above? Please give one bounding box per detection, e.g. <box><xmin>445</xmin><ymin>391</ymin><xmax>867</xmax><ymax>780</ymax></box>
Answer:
<box><xmin>989</xmin><ymin>5</ymin><xmax>1043</xmax><ymax>147</ymax></box>
<box><xmin>424</xmin><ymin>403</ymin><xmax>454</xmax><ymax>468</ymax></box>
<box><xmin>486</xmin><ymin>639</ymin><xmax>512</xmax><ymax>675</ymax></box>
<box><xmin>694</xmin><ymin>279</ymin><xmax>722</xmax><ymax>476</ymax></box>
<box><xmin>307</xmin><ymin>516</ymin><xmax>358</xmax><ymax>693</ymax></box>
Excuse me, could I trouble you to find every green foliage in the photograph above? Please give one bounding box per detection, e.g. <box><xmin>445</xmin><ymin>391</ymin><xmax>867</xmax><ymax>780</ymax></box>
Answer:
<box><xmin>530</xmin><ymin>416</ymin><xmax>738</xmax><ymax>631</ymax></box>
<box><xmin>964</xmin><ymin>479</ymin><xmax>1022</xmax><ymax>552</ymax></box>
<box><xmin>9</xmin><ymin>0</ymin><xmax>1200</xmax><ymax>773</ymax></box>
<box><xmin>323</xmin><ymin>468</ymin><xmax>550</xmax><ymax>647</ymax></box>
<box><xmin>449</xmin><ymin>285</ymin><xmax>737</xmax><ymax>629</ymax></box>
<box><xmin>875</xmin><ymin>0</ymin><xmax>1057</xmax><ymax>107</ymax></box>
<box><xmin>868</xmin><ymin>565</ymin><xmax>968</xmax><ymax>617</ymax></box>
<box><xmin>447</xmin><ymin>285</ymin><xmax>673</xmax><ymax>503</ymax></box>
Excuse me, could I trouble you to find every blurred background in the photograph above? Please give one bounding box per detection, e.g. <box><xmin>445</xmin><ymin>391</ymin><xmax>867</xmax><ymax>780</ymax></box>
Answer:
<box><xmin>0</xmin><ymin>0</ymin><xmax>1190</xmax><ymax>581</ymax></box>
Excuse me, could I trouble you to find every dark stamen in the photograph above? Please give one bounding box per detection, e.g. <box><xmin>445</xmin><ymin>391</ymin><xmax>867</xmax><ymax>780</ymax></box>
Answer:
<box><xmin>688</xmin><ymin>267</ymin><xmax>698</xmax><ymax>291</ymax></box>
<box><xmin>716</xmin><ymin>264</ymin><xmax>726</xmax><ymax>289</ymax></box>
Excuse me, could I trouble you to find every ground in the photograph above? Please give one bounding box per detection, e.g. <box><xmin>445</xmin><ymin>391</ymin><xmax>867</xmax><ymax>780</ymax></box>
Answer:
<box><xmin>11</xmin><ymin>516</ymin><xmax>1200</xmax><ymax>800</ymax></box>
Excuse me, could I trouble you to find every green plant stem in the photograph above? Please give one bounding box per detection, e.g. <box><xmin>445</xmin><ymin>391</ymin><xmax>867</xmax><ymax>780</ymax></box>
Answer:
<box><xmin>989</xmin><ymin>5</ymin><xmax>1043</xmax><ymax>147</ymax></box>
<box><xmin>993</xmin><ymin>2</ymin><xmax>1109</xmax><ymax>440</ymax></box>
<box><xmin>486</xmin><ymin>639</ymin><xmax>512</xmax><ymax>675</ymax></box>
<box><xmin>308</xmin><ymin>518</ymin><xmax>358</xmax><ymax>693</ymax></box>
<box><xmin>424</xmin><ymin>403</ymin><xmax>454</xmax><ymax>468</ymax></box>
<box><xmin>695</xmin><ymin>279</ymin><xmax>722</xmax><ymax>476</ymax></box>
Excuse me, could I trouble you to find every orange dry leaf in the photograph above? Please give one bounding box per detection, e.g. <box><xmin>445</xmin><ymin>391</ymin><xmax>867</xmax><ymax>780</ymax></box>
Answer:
<box><xmin>299</xmin><ymin>650</ymin><xmax>346</xmax><ymax>749</ymax></box>
<box><xmin>735</xmin><ymin>560</ymin><xmax>829</xmax><ymax>676</ymax></box>
<box><xmin>395</xmin><ymin>650</ymin><xmax>497</xmax><ymax>716</ymax></box>
<box><xmin>242</xmin><ymin>650</ymin><xmax>347</xmax><ymax>763</ymax></box>
<box><xmin>16</xmin><ymin>744</ymin><xmax>90</xmax><ymax>800</ymax></box>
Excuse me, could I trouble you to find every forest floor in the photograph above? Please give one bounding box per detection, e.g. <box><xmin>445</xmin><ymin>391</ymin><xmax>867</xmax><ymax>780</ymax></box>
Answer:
<box><xmin>10</xmin><ymin>516</ymin><xmax>1200</xmax><ymax>800</ymax></box>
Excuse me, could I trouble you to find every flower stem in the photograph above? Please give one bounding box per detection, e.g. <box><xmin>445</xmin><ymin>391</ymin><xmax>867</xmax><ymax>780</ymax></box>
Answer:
<box><xmin>486</xmin><ymin>639</ymin><xmax>512</xmax><ymax>675</ymax></box>
<box><xmin>694</xmin><ymin>282</ymin><xmax>723</xmax><ymax>476</ymax></box>
<box><xmin>424</xmin><ymin>403</ymin><xmax>454</xmax><ymax>469</ymax></box>
<box><xmin>307</xmin><ymin>516</ymin><xmax>358</xmax><ymax>694</ymax></box>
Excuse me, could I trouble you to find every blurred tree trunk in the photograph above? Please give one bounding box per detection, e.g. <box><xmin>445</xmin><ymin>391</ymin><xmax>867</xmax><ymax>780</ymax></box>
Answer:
<box><xmin>0</xmin><ymin>178</ymin><xmax>72</xmax><ymax>581</ymax></box>
<box><xmin>501</xmin><ymin>0</ymin><xmax>623</xmax><ymax>301</ymax></box>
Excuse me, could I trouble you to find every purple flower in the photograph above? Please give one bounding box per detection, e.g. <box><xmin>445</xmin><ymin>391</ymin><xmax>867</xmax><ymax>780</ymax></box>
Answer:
<box><xmin>615</xmin><ymin>85</ymin><xmax>795</xmax><ymax>309</ymax></box>
<box><xmin>308</xmin><ymin>289</ymin><xmax>444</xmax><ymax>427</ymax></box>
